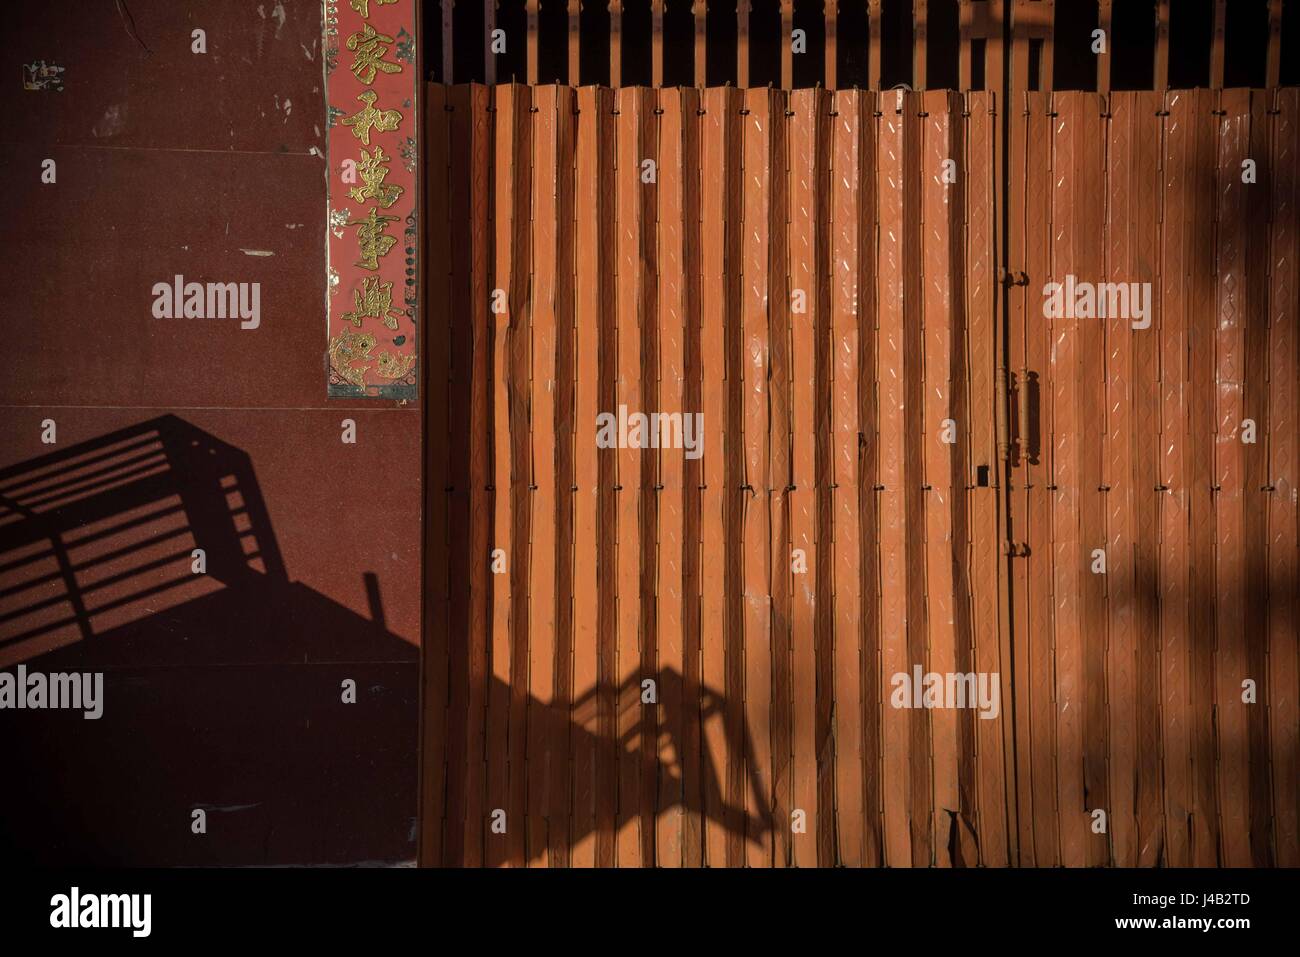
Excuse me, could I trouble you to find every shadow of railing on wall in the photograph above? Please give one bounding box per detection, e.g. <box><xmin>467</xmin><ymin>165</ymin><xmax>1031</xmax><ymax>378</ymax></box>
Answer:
<box><xmin>0</xmin><ymin>416</ymin><xmax>418</xmax><ymax>866</ymax></box>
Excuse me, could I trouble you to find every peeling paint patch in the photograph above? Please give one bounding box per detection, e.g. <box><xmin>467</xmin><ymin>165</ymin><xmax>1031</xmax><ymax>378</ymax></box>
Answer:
<box><xmin>92</xmin><ymin>104</ymin><xmax>126</xmax><ymax>138</ymax></box>
<box><xmin>255</xmin><ymin>7</ymin><xmax>266</xmax><ymax>59</ymax></box>
<box><xmin>22</xmin><ymin>61</ymin><xmax>65</xmax><ymax>92</ymax></box>
<box><xmin>253</xmin><ymin>2</ymin><xmax>287</xmax><ymax>58</ymax></box>
<box><xmin>257</xmin><ymin>1</ymin><xmax>287</xmax><ymax>37</ymax></box>
<box><xmin>394</xmin><ymin>28</ymin><xmax>415</xmax><ymax>65</ymax></box>
<box><xmin>240</xmin><ymin>249</ymin><xmax>275</xmax><ymax>257</ymax></box>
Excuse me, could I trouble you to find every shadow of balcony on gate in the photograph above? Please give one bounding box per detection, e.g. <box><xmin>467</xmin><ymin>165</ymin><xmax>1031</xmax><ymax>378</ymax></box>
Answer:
<box><xmin>438</xmin><ymin>665</ymin><xmax>777</xmax><ymax>866</ymax></box>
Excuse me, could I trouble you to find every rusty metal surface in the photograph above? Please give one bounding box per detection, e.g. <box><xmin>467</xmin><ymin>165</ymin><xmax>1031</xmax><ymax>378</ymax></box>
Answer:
<box><xmin>422</xmin><ymin>79</ymin><xmax>1299</xmax><ymax>867</ymax></box>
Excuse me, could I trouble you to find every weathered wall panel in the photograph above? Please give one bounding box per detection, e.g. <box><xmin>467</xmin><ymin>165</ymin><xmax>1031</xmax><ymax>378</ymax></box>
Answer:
<box><xmin>2</xmin><ymin>0</ymin><xmax>421</xmax><ymax>868</ymax></box>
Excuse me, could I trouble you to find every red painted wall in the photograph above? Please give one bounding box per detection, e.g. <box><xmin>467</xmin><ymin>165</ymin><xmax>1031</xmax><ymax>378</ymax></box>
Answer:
<box><xmin>0</xmin><ymin>0</ymin><xmax>421</xmax><ymax>864</ymax></box>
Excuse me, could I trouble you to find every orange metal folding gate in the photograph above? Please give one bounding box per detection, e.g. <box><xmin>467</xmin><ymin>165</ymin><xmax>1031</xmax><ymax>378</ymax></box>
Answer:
<box><xmin>421</xmin><ymin>82</ymin><xmax>1298</xmax><ymax>867</ymax></box>
<box><xmin>1004</xmin><ymin>88</ymin><xmax>1298</xmax><ymax>867</ymax></box>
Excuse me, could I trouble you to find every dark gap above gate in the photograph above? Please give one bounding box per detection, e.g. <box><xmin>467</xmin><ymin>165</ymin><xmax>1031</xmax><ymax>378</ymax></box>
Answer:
<box><xmin>422</xmin><ymin>1</ymin><xmax>1293</xmax><ymax>91</ymax></box>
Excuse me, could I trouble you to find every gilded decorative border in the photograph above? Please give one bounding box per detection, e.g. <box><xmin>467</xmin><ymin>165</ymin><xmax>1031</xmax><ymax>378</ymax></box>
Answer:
<box><xmin>324</xmin><ymin>0</ymin><xmax>418</xmax><ymax>400</ymax></box>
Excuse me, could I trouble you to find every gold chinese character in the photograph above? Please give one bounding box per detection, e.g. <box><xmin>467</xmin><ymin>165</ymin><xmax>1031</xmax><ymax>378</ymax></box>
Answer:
<box><xmin>346</xmin><ymin>22</ymin><xmax>402</xmax><ymax>84</ymax></box>
<box><xmin>347</xmin><ymin>207</ymin><xmax>399</xmax><ymax>270</ymax></box>
<box><xmin>341</xmin><ymin>276</ymin><xmax>404</xmax><ymax>329</ymax></box>
<box><xmin>348</xmin><ymin>145</ymin><xmax>404</xmax><ymax>208</ymax></box>
<box><xmin>341</xmin><ymin>90</ymin><xmax>402</xmax><ymax>146</ymax></box>
<box><xmin>348</xmin><ymin>0</ymin><xmax>397</xmax><ymax>17</ymax></box>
